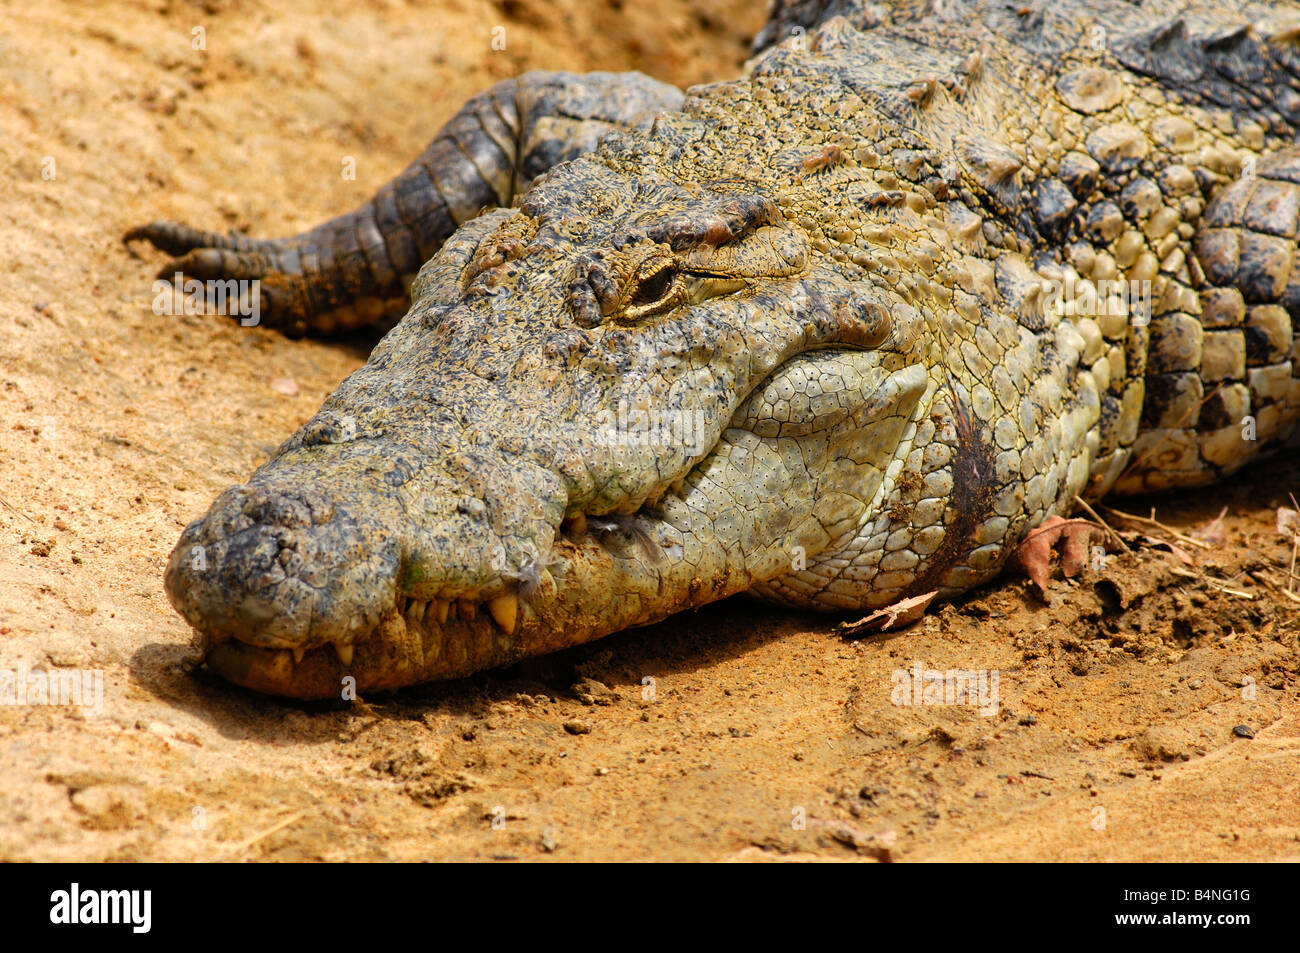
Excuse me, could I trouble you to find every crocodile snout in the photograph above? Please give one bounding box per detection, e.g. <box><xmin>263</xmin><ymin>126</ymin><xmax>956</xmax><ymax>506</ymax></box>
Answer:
<box><xmin>165</xmin><ymin>481</ymin><xmax>402</xmax><ymax>655</ymax></box>
<box><xmin>164</xmin><ymin>431</ymin><xmax>581</xmax><ymax>698</ymax></box>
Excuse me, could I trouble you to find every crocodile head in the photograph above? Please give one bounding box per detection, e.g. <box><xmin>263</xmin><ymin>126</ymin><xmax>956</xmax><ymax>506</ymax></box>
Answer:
<box><xmin>166</xmin><ymin>157</ymin><xmax>941</xmax><ymax>699</ymax></box>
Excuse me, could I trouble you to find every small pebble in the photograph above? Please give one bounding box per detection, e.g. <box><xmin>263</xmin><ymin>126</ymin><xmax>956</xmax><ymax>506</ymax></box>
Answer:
<box><xmin>269</xmin><ymin>377</ymin><xmax>299</xmax><ymax>396</ymax></box>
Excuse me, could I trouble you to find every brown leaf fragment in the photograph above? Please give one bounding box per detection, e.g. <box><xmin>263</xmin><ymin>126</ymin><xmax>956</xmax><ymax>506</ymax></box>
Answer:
<box><xmin>1008</xmin><ymin>522</ymin><xmax>1055</xmax><ymax>592</ymax></box>
<box><xmin>1137</xmin><ymin>534</ymin><xmax>1195</xmax><ymax>565</ymax></box>
<box><xmin>1059</xmin><ymin>523</ymin><xmax>1092</xmax><ymax>577</ymax></box>
<box><xmin>1192</xmin><ymin>506</ymin><xmax>1228</xmax><ymax>545</ymax></box>
<box><xmin>836</xmin><ymin>590</ymin><xmax>938</xmax><ymax>637</ymax></box>
<box><xmin>1276</xmin><ymin>506</ymin><xmax>1300</xmax><ymax>537</ymax></box>
<box><xmin>1005</xmin><ymin>516</ymin><xmax>1106</xmax><ymax>594</ymax></box>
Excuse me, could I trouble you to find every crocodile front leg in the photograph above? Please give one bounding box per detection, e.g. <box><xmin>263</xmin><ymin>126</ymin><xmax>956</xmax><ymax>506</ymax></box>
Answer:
<box><xmin>125</xmin><ymin>70</ymin><xmax>683</xmax><ymax>337</ymax></box>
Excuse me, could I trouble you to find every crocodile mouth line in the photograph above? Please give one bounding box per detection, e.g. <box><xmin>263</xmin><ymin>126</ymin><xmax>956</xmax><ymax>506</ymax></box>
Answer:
<box><xmin>202</xmin><ymin>587</ymin><xmax>528</xmax><ymax>666</ymax></box>
<box><xmin>199</xmin><ymin>588</ymin><xmax>533</xmax><ymax>697</ymax></box>
<box><xmin>196</xmin><ymin>509</ymin><xmax>653</xmax><ymax>689</ymax></box>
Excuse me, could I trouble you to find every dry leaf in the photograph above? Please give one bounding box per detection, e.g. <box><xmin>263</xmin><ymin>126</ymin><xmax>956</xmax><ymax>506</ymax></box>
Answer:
<box><xmin>1192</xmin><ymin>506</ymin><xmax>1228</xmax><ymax>545</ymax></box>
<box><xmin>1137</xmin><ymin>534</ymin><xmax>1195</xmax><ymax>566</ymax></box>
<box><xmin>1277</xmin><ymin>507</ymin><xmax>1300</xmax><ymax>536</ymax></box>
<box><xmin>1005</xmin><ymin>515</ymin><xmax>1106</xmax><ymax>594</ymax></box>
<box><xmin>837</xmin><ymin>590</ymin><xmax>938</xmax><ymax>637</ymax></box>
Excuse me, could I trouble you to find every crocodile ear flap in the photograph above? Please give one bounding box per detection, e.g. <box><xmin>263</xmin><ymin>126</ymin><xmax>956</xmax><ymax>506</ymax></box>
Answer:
<box><xmin>568</xmin><ymin>280</ymin><xmax>603</xmax><ymax>329</ymax></box>
<box><xmin>642</xmin><ymin>193</ymin><xmax>786</xmax><ymax>250</ymax></box>
<box><xmin>566</xmin><ymin>251</ymin><xmax>620</xmax><ymax>328</ymax></box>
<box><xmin>793</xmin><ymin>284</ymin><xmax>901</xmax><ymax>353</ymax></box>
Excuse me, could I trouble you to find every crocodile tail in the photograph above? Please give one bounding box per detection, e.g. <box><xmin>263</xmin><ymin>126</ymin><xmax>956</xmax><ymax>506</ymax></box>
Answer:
<box><xmin>125</xmin><ymin>81</ymin><xmax>521</xmax><ymax>337</ymax></box>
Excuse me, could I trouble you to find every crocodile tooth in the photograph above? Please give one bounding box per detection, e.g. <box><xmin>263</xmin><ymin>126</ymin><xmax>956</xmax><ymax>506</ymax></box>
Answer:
<box><xmin>487</xmin><ymin>593</ymin><xmax>518</xmax><ymax>633</ymax></box>
<box><xmin>267</xmin><ymin>650</ymin><xmax>293</xmax><ymax>681</ymax></box>
<box><xmin>334</xmin><ymin>642</ymin><xmax>354</xmax><ymax>666</ymax></box>
<box><xmin>432</xmin><ymin>599</ymin><xmax>451</xmax><ymax>624</ymax></box>
<box><xmin>457</xmin><ymin>599</ymin><xmax>477</xmax><ymax>621</ymax></box>
<box><xmin>292</xmin><ymin>648</ymin><xmax>305</xmax><ymax>665</ymax></box>
<box><xmin>406</xmin><ymin>599</ymin><xmax>426</xmax><ymax>623</ymax></box>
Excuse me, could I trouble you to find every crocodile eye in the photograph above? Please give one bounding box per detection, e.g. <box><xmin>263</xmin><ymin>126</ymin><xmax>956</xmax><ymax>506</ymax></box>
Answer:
<box><xmin>630</xmin><ymin>265</ymin><xmax>677</xmax><ymax>306</ymax></box>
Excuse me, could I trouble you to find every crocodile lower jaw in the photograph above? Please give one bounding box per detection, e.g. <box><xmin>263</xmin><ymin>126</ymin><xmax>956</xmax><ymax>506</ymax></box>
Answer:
<box><xmin>196</xmin><ymin>517</ymin><xmax>641</xmax><ymax>699</ymax></box>
<box><xmin>199</xmin><ymin>583</ymin><xmax>542</xmax><ymax>699</ymax></box>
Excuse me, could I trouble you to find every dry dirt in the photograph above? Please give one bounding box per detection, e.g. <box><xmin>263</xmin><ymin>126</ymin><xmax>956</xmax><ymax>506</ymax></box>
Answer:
<box><xmin>1</xmin><ymin>0</ymin><xmax>1297</xmax><ymax>862</ymax></box>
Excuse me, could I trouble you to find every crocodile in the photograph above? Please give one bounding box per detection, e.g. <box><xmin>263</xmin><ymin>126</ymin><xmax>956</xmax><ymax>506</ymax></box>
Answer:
<box><xmin>128</xmin><ymin>0</ymin><xmax>1300</xmax><ymax>699</ymax></box>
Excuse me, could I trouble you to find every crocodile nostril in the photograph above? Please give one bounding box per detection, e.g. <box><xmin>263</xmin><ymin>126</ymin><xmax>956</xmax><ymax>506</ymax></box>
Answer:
<box><xmin>298</xmin><ymin>411</ymin><xmax>360</xmax><ymax>448</ymax></box>
<box><xmin>248</xmin><ymin>494</ymin><xmax>303</xmax><ymax>527</ymax></box>
<box><xmin>247</xmin><ymin>566</ymin><xmax>287</xmax><ymax>593</ymax></box>
<box><xmin>235</xmin><ymin>484</ymin><xmax>336</xmax><ymax>528</ymax></box>
<box><xmin>165</xmin><ymin>473</ymin><xmax>405</xmax><ymax>652</ymax></box>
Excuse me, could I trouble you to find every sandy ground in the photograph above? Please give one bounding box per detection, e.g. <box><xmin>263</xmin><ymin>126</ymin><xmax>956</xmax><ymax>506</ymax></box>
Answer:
<box><xmin>1</xmin><ymin>0</ymin><xmax>1297</xmax><ymax>862</ymax></box>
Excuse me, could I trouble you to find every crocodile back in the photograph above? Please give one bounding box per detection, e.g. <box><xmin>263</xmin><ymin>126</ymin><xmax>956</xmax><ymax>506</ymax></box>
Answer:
<box><xmin>747</xmin><ymin>0</ymin><xmax>1300</xmax><ymax>495</ymax></box>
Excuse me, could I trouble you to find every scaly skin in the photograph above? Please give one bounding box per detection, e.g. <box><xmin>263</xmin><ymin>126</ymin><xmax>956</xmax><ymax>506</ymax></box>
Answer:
<box><xmin>136</xmin><ymin>0</ymin><xmax>1300</xmax><ymax>698</ymax></box>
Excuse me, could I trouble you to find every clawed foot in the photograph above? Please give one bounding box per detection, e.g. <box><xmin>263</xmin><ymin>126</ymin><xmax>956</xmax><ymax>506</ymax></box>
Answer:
<box><xmin>125</xmin><ymin>221</ymin><xmax>315</xmax><ymax>336</ymax></box>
